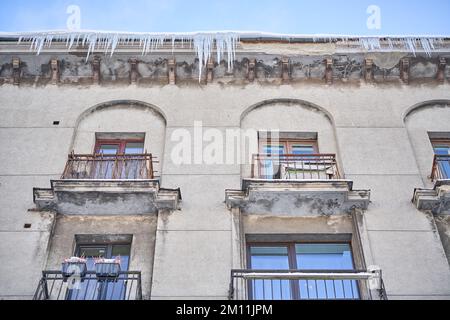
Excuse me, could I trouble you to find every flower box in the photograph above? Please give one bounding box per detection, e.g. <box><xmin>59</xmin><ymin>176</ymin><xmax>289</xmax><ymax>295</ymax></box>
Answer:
<box><xmin>61</xmin><ymin>257</ymin><xmax>87</xmax><ymax>279</ymax></box>
<box><xmin>94</xmin><ymin>258</ymin><xmax>121</xmax><ymax>280</ymax></box>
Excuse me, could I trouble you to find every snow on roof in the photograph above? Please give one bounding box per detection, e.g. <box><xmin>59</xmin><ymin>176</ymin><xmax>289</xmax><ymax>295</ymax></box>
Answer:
<box><xmin>0</xmin><ymin>30</ymin><xmax>449</xmax><ymax>81</ymax></box>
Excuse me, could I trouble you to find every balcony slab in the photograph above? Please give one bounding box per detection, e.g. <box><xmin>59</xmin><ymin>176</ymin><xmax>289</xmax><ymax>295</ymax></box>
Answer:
<box><xmin>33</xmin><ymin>179</ymin><xmax>181</xmax><ymax>215</ymax></box>
<box><xmin>226</xmin><ymin>179</ymin><xmax>370</xmax><ymax>216</ymax></box>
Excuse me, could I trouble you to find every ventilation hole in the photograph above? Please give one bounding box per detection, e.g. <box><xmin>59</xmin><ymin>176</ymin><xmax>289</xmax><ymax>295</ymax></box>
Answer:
<box><xmin>53</xmin><ymin>121</ymin><xmax>60</xmax><ymax>125</ymax></box>
<box><xmin>24</xmin><ymin>223</ymin><xmax>32</xmax><ymax>229</ymax></box>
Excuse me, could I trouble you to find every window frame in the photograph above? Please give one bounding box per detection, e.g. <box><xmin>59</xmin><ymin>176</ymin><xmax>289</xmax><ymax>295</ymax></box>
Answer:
<box><xmin>246</xmin><ymin>240</ymin><xmax>359</xmax><ymax>300</ymax></box>
<box><xmin>258</xmin><ymin>139</ymin><xmax>319</xmax><ymax>155</ymax></box>
<box><xmin>94</xmin><ymin>138</ymin><xmax>145</xmax><ymax>155</ymax></box>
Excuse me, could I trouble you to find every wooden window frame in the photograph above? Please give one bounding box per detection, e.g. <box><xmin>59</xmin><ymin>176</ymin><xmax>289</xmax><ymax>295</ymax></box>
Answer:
<box><xmin>94</xmin><ymin>138</ymin><xmax>145</xmax><ymax>155</ymax></box>
<box><xmin>258</xmin><ymin>139</ymin><xmax>319</xmax><ymax>155</ymax></box>
<box><xmin>431</xmin><ymin>139</ymin><xmax>450</xmax><ymax>150</ymax></box>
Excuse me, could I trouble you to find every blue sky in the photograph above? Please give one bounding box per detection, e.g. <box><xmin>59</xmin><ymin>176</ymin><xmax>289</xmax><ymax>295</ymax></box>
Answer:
<box><xmin>0</xmin><ymin>0</ymin><xmax>449</xmax><ymax>35</ymax></box>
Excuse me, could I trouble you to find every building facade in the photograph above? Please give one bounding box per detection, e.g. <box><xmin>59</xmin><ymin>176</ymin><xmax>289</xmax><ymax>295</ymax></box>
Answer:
<box><xmin>0</xmin><ymin>33</ymin><xmax>450</xmax><ymax>300</ymax></box>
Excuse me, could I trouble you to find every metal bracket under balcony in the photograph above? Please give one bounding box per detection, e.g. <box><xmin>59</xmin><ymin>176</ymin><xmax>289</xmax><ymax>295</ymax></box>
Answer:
<box><xmin>413</xmin><ymin>180</ymin><xmax>450</xmax><ymax>215</ymax></box>
<box><xmin>226</xmin><ymin>179</ymin><xmax>370</xmax><ymax>216</ymax></box>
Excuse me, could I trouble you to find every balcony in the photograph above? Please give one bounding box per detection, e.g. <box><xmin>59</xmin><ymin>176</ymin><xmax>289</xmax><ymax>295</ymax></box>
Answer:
<box><xmin>431</xmin><ymin>155</ymin><xmax>450</xmax><ymax>181</ymax></box>
<box><xmin>225</xmin><ymin>153</ymin><xmax>370</xmax><ymax>216</ymax></box>
<box><xmin>62</xmin><ymin>153</ymin><xmax>156</xmax><ymax>180</ymax></box>
<box><xmin>229</xmin><ymin>269</ymin><xmax>387</xmax><ymax>301</ymax></box>
<box><xmin>33</xmin><ymin>271</ymin><xmax>142</xmax><ymax>300</ymax></box>
<box><xmin>33</xmin><ymin>153</ymin><xmax>181</xmax><ymax>215</ymax></box>
<box><xmin>251</xmin><ymin>154</ymin><xmax>341</xmax><ymax>180</ymax></box>
<box><xmin>413</xmin><ymin>155</ymin><xmax>450</xmax><ymax>214</ymax></box>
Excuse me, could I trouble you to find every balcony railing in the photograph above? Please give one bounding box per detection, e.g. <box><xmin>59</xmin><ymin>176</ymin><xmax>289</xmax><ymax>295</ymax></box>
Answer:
<box><xmin>229</xmin><ymin>269</ymin><xmax>387</xmax><ymax>301</ymax></box>
<box><xmin>33</xmin><ymin>271</ymin><xmax>142</xmax><ymax>300</ymax></box>
<box><xmin>431</xmin><ymin>155</ymin><xmax>450</xmax><ymax>181</ymax></box>
<box><xmin>61</xmin><ymin>153</ymin><xmax>156</xmax><ymax>180</ymax></box>
<box><xmin>251</xmin><ymin>154</ymin><xmax>341</xmax><ymax>180</ymax></box>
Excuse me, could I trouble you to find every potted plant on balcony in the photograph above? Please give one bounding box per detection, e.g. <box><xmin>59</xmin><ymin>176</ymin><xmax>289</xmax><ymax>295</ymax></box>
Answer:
<box><xmin>62</xmin><ymin>257</ymin><xmax>87</xmax><ymax>280</ymax></box>
<box><xmin>94</xmin><ymin>257</ymin><xmax>121</xmax><ymax>280</ymax></box>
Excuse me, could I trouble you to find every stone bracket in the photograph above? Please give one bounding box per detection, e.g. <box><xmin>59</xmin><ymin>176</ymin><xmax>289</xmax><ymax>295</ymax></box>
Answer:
<box><xmin>168</xmin><ymin>58</ymin><xmax>176</xmax><ymax>85</ymax></box>
<box><xmin>51</xmin><ymin>59</ymin><xmax>59</xmax><ymax>85</ymax></box>
<box><xmin>92</xmin><ymin>56</ymin><xmax>101</xmax><ymax>84</ymax></box>
<box><xmin>281</xmin><ymin>57</ymin><xmax>290</xmax><ymax>82</ymax></box>
<box><xmin>400</xmin><ymin>58</ymin><xmax>410</xmax><ymax>84</ymax></box>
<box><xmin>225</xmin><ymin>179</ymin><xmax>370</xmax><ymax>216</ymax></box>
<box><xmin>247</xmin><ymin>58</ymin><xmax>256</xmax><ymax>82</ymax></box>
<box><xmin>206</xmin><ymin>59</ymin><xmax>214</xmax><ymax>83</ymax></box>
<box><xmin>413</xmin><ymin>180</ymin><xmax>450</xmax><ymax>214</ymax></box>
<box><xmin>130</xmin><ymin>58</ymin><xmax>139</xmax><ymax>84</ymax></box>
<box><xmin>437</xmin><ymin>57</ymin><xmax>447</xmax><ymax>84</ymax></box>
<box><xmin>364</xmin><ymin>59</ymin><xmax>374</xmax><ymax>83</ymax></box>
<box><xmin>12</xmin><ymin>57</ymin><xmax>21</xmax><ymax>85</ymax></box>
<box><xmin>325</xmin><ymin>58</ymin><xmax>333</xmax><ymax>85</ymax></box>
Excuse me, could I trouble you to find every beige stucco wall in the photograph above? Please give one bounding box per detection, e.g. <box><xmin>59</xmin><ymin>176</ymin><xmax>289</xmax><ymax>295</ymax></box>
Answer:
<box><xmin>1</xmin><ymin>83</ymin><xmax>450</xmax><ymax>299</ymax></box>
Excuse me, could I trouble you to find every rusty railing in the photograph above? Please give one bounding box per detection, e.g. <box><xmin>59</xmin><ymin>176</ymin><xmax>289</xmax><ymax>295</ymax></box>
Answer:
<box><xmin>61</xmin><ymin>153</ymin><xmax>156</xmax><ymax>180</ymax></box>
<box><xmin>431</xmin><ymin>155</ymin><xmax>450</xmax><ymax>181</ymax></box>
<box><xmin>251</xmin><ymin>154</ymin><xmax>341</xmax><ymax>180</ymax></box>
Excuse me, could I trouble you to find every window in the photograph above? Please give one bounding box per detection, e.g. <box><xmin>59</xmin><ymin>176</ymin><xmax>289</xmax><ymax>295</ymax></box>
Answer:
<box><xmin>95</xmin><ymin>139</ymin><xmax>144</xmax><ymax>155</ymax></box>
<box><xmin>93</xmin><ymin>138</ymin><xmax>145</xmax><ymax>179</ymax></box>
<box><xmin>257</xmin><ymin>138</ymin><xmax>330</xmax><ymax>180</ymax></box>
<box><xmin>67</xmin><ymin>243</ymin><xmax>131</xmax><ymax>300</ymax></box>
<box><xmin>248</xmin><ymin>243</ymin><xmax>359</xmax><ymax>300</ymax></box>
<box><xmin>431</xmin><ymin>139</ymin><xmax>450</xmax><ymax>179</ymax></box>
<box><xmin>259</xmin><ymin>139</ymin><xmax>318</xmax><ymax>155</ymax></box>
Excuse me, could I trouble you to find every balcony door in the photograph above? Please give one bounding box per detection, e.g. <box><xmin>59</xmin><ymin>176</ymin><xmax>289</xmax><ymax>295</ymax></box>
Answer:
<box><xmin>94</xmin><ymin>139</ymin><xmax>144</xmax><ymax>179</ymax></box>
<box><xmin>432</xmin><ymin>140</ymin><xmax>450</xmax><ymax>179</ymax></box>
<box><xmin>67</xmin><ymin>244</ymin><xmax>131</xmax><ymax>300</ymax></box>
<box><xmin>258</xmin><ymin>139</ymin><xmax>319</xmax><ymax>179</ymax></box>
<box><xmin>248</xmin><ymin>243</ymin><xmax>359</xmax><ymax>300</ymax></box>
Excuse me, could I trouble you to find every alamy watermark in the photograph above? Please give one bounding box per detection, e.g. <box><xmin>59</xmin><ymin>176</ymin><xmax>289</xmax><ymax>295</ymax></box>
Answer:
<box><xmin>66</xmin><ymin>5</ymin><xmax>81</xmax><ymax>30</ymax></box>
<box><xmin>367</xmin><ymin>5</ymin><xmax>381</xmax><ymax>30</ymax></box>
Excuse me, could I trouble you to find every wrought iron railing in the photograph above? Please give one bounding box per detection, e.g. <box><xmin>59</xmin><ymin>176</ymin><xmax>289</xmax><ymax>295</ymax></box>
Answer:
<box><xmin>33</xmin><ymin>271</ymin><xmax>142</xmax><ymax>300</ymax></box>
<box><xmin>251</xmin><ymin>154</ymin><xmax>341</xmax><ymax>180</ymax></box>
<box><xmin>431</xmin><ymin>155</ymin><xmax>450</xmax><ymax>181</ymax></box>
<box><xmin>229</xmin><ymin>269</ymin><xmax>387</xmax><ymax>301</ymax></box>
<box><xmin>61</xmin><ymin>153</ymin><xmax>156</xmax><ymax>180</ymax></box>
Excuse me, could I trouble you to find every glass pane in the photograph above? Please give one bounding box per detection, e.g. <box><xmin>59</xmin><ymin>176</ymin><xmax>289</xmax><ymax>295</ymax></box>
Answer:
<box><xmin>98</xmin><ymin>145</ymin><xmax>119</xmax><ymax>155</ymax></box>
<box><xmin>295</xmin><ymin>244</ymin><xmax>358</xmax><ymax>300</ymax></box>
<box><xmin>291</xmin><ymin>145</ymin><xmax>315</xmax><ymax>155</ymax></box>
<box><xmin>434</xmin><ymin>146</ymin><xmax>450</xmax><ymax>179</ymax></box>
<box><xmin>106</xmin><ymin>245</ymin><xmax>131</xmax><ymax>300</ymax></box>
<box><xmin>250</xmin><ymin>246</ymin><xmax>291</xmax><ymax>300</ymax></box>
<box><xmin>434</xmin><ymin>146</ymin><xmax>450</xmax><ymax>155</ymax></box>
<box><xmin>125</xmin><ymin>142</ymin><xmax>144</xmax><ymax>155</ymax></box>
<box><xmin>263</xmin><ymin>145</ymin><xmax>285</xmax><ymax>155</ymax></box>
